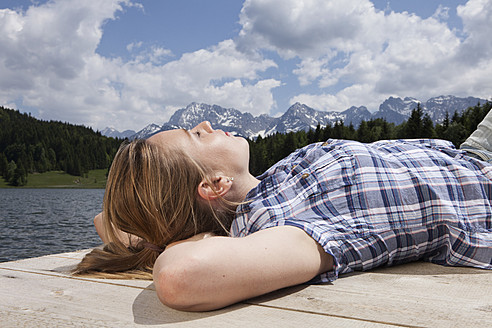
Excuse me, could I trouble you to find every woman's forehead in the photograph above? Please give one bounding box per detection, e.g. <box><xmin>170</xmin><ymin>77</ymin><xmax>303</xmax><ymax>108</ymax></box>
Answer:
<box><xmin>147</xmin><ymin>129</ymin><xmax>193</xmax><ymax>152</ymax></box>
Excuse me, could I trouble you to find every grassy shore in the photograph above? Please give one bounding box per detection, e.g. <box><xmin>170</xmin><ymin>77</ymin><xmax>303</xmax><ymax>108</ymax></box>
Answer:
<box><xmin>0</xmin><ymin>169</ymin><xmax>108</xmax><ymax>188</ymax></box>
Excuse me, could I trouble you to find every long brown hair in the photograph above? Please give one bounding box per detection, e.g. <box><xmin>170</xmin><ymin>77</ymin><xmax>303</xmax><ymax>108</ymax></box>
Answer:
<box><xmin>73</xmin><ymin>139</ymin><xmax>235</xmax><ymax>279</ymax></box>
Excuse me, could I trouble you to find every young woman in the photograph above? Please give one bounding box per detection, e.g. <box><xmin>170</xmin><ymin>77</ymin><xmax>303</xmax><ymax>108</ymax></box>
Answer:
<box><xmin>75</xmin><ymin>112</ymin><xmax>492</xmax><ymax>312</ymax></box>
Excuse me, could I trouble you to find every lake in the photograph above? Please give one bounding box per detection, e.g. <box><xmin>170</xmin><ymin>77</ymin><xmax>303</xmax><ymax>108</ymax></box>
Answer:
<box><xmin>0</xmin><ymin>188</ymin><xmax>104</xmax><ymax>262</ymax></box>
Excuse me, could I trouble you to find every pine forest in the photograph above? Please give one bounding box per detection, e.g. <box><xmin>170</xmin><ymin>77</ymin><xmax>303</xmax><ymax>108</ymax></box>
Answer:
<box><xmin>0</xmin><ymin>107</ymin><xmax>122</xmax><ymax>186</ymax></box>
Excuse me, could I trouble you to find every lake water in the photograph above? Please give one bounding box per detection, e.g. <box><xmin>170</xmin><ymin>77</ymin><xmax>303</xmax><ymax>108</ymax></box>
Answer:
<box><xmin>0</xmin><ymin>188</ymin><xmax>104</xmax><ymax>262</ymax></box>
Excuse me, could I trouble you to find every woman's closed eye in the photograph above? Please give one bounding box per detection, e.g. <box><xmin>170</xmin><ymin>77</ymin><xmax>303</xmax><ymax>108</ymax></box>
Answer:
<box><xmin>184</xmin><ymin>128</ymin><xmax>201</xmax><ymax>138</ymax></box>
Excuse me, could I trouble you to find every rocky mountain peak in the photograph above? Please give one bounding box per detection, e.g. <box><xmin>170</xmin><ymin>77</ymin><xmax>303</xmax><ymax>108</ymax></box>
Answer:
<box><xmin>104</xmin><ymin>95</ymin><xmax>488</xmax><ymax>139</ymax></box>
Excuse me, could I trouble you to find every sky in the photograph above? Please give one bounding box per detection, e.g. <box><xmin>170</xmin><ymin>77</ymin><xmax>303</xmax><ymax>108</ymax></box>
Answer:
<box><xmin>0</xmin><ymin>0</ymin><xmax>491</xmax><ymax>132</ymax></box>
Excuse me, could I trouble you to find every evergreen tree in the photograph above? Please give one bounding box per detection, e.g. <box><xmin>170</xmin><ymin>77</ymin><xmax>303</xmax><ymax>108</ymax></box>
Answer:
<box><xmin>0</xmin><ymin>152</ymin><xmax>7</xmax><ymax>177</ymax></box>
<box><xmin>422</xmin><ymin>114</ymin><xmax>435</xmax><ymax>138</ymax></box>
<box><xmin>357</xmin><ymin>121</ymin><xmax>372</xmax><ymax>143</ymax></box>
<box><xmin>11</xmin><ymin>165</ymin><xmax>27</xmax><ymax>186</ymax></box>
<box><xmin>402</xmin><ymin>103</ymin><xmax>424</xmax><ymax>138</ymax></box>
<box><xmin>5</xmin><ymin>160</ymin><xmax>16</xmax><ymax>183</ymax></box>
<box><xmin>443</xmin><ymin>112</ymin><xmax>450</xmax><ymax>129</ymax></box>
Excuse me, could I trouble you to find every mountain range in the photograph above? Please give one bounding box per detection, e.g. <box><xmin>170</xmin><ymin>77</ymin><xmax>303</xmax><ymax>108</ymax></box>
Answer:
<box><xmin>101</xmin><ymin>95</ymin><xmax>488</xmax><ymax>139</ymax></box>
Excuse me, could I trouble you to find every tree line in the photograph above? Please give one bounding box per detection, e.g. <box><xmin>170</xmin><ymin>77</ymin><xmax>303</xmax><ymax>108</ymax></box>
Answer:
<box><xmin>248</xmin><ymin>101</ymin><xmax>492</xmax><ymax>176</ymax></box>
<box><xmin>0</xmin><ymin>106</ymin><xmax>123</xmax><ymax>186</ymax></box>
<box><xmin>1</xmin><ymin>101</ymin><xmax>491</xmax><ymax>186</ymax></box>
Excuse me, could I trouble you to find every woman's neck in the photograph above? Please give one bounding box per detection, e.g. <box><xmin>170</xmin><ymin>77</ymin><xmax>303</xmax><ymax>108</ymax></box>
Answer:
<box><xmin>234</xmin><ymin>173</ymin><xmax>260</xmax><ymax>202</ymax></box>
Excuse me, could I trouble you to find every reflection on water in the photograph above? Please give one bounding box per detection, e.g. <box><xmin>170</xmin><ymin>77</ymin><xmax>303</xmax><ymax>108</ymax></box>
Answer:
<box><xmin>0</xmin><ymin>188</ymin><xmax>103</xmax><ymax>262</ymax></box>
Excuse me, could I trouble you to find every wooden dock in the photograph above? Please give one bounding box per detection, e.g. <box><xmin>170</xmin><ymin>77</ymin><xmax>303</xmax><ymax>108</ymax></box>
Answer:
<box><xmin>1</xmin><ymin>249</ymin><xmax>491</xmax><ymax>327</ymax></box>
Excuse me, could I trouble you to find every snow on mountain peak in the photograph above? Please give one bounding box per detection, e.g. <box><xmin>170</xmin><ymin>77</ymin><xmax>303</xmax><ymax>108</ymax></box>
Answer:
<box><xmin>102</xmin><ymin>95</ymin><xmax>488</xmax><ymax>139</ymax></box>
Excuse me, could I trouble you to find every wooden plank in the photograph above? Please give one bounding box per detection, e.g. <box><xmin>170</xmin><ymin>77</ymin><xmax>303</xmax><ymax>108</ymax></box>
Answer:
<box><xmin>0</xmin><ymin>249</ymin><xmax>151</xmax><ymax>289</ymax></box>
<box><xmin>247</xmin><ymin>262</ymin><xmax>492</xmax><ymax>327</ymax></box>
<box><xmin>0</xmin><ymin>266</ymin><xmax>394</xmax><ymax>327</ymax></box>
<box><xmin>2</xmin><ymin>250</ymin><xmax>491</xmax><ymax>327</ymax></box>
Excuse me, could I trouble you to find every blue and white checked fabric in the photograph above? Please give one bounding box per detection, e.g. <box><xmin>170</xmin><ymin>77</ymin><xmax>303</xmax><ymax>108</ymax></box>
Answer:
<box><xmin>231</xmin><ymin>139</ymin><xmax>492</xmax><ymax>282</ymax></box>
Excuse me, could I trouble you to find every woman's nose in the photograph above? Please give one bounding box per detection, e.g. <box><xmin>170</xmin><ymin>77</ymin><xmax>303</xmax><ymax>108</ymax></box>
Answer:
<box><xmin>197</xmin><ymin>121</ymin><xmax>214</xmax><ymax>133</ymax></box>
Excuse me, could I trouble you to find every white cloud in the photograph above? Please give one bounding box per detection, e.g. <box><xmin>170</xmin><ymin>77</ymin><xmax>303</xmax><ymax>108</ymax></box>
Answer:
<box><xmin>238</xmin><ymin>0</ymin><xmax>379</xmax><ymax>58</ymax></box>
<box><xmin>1</xmin><ymin>0</ymin><xmax>491</xmax><ymax>132</ymax></box>
<box><xmin>126</xmin><ymin>41</ymin><xmax>143</xmax><ymax>52</ymax></box>
<box><xmin>457</xmin><ymin>0</ymin><xmax>492</xmax><ymax>63</ymax></box>
<box><xmin>291</xmin><ymin>83</ymin><xmax>381</xmax><ymax>112</ymax></box>
<box><xmin>115</xmin><ymin>39</ymin><xmax>279</xmax><ymax>119</ymax></box>
<box><xmin>432</xmin><ymin>5</ymin><xmax>450</xmax><ymax>21</ymax></box>
<box><xmin>238</xmin><ymin>0</ymin><xmax>492</xmax><ymax>111</ymax></box>
<box><xmin>0</xmin><ymin>0</ymin><xmax>131</xmax><ymax>127</ymax></box>
<box><xmin>0</xmin><ymin>0</ymin><xmax>280</xmax><ymax>131</ymax></box>
<box><xmin>130</xmin><ymin>45</ymin><xmax>173</xmax><ymax>64</ymax></box>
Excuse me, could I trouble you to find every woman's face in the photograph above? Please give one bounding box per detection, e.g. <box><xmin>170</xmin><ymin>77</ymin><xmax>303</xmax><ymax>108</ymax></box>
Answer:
<box><xmin>147</xmin><ymin>121</ymin><xmax>250</xmax><ymax>177</ymax></box>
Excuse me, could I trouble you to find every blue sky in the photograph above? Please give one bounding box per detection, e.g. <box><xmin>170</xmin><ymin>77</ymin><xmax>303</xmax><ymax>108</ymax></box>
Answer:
<box><xmin>0</xmin><ymin>0</ymin><xmax>490</xmax><ymax>132</ymax></box>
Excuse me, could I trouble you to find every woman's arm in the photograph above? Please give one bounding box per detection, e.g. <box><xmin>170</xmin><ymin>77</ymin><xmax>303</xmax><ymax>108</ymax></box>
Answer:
<box><xmin>93</xmin><ymin>212</ymin><xmax>140</xmax><ymax>246</ymax></box>
<box><xmin>153</xmin><ymin>226</ymin><xmax>333</xmax><ymax>311</ymax></box>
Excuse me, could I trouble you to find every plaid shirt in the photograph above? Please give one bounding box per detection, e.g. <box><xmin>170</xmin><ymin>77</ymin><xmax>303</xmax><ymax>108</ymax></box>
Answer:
<box><xmin>231</xmin><ymin>139</ymin><xmax>492</xmax><ymax>282</ymax></box>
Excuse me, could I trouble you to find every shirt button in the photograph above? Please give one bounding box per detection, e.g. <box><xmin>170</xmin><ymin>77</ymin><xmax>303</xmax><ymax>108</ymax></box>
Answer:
<box><xmin>322</xmin><ymin>142</ymin><xmax>329</xmax><ymax>146</ymax></box>
<box><xmin>301</xmin><ymin>173</ymin><xmax>310</xmax><ymax>178</ymax></box>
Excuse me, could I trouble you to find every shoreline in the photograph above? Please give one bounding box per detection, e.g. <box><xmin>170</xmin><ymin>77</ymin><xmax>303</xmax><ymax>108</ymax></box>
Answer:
<box><xmin>0</xmin><ymin>169</ymin><xmax>107</xmax><ymax>189</ymax></box>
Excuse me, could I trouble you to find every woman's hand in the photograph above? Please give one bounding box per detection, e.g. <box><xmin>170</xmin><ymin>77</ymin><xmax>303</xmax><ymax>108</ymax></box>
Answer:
<box><xmin>153</xmin><ymin>226</ymin><xmax>333</xmax><ymax>311</ymax></box>
<box><xmin>93</xmin><ymin>212</ymin><xmax>108</xmax><ymax>243</ymax></box>
<box><xmin>93</xmin><ymin>212</ymin><xmax>141</xmax><ymax>246</ymax></box>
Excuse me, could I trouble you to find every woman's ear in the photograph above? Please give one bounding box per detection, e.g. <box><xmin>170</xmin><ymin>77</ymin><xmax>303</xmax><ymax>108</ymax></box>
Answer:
<box><xmin>197</xmin><ymin>176</ymin><xmax>233</xmax><ymax>201</ymax></box>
